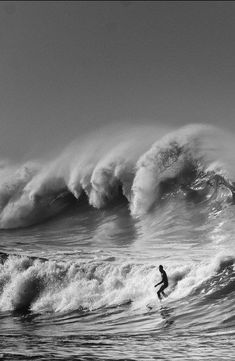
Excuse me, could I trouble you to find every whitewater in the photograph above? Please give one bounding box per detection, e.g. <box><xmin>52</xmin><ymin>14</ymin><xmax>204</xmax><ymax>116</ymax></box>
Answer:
<box><xmin>0</xmin><ymin>123</ymin><xmax>234</xmax><ymax>360</ymax></box>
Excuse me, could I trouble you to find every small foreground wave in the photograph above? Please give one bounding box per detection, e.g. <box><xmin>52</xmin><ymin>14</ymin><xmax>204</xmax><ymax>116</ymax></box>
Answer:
<box><xmin>0</xmin><ymin>251</ymin><xmax>234</xmax><ymax>334</ymax></box>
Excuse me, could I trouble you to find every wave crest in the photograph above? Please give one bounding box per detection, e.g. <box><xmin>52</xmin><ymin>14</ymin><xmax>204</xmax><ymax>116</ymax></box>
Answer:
<box><xmin>130</xmin><ymin>124</ymin><xmax>232</xmax><ymax>215</ymax></box>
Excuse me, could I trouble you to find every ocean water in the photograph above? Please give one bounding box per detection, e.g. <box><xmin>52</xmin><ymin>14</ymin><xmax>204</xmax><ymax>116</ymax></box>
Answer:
<box><xmin>0</xmin><ymin>124</ymin><xmax>234</xmax><ymax>360</ymax></box>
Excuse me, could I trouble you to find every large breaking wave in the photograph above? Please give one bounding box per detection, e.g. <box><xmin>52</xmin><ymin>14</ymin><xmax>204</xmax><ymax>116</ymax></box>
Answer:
<box><xmin>0</xmin><ymin>123</ymin><xmax>234</xmax><ymax>229</ymax></box>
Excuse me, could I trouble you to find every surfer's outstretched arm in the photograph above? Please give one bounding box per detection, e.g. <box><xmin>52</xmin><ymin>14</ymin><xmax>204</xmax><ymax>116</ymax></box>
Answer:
<box><xmin>154</xmin><ymin>280</ymin><xmax>163</xmax><ymax>287</ymax></box>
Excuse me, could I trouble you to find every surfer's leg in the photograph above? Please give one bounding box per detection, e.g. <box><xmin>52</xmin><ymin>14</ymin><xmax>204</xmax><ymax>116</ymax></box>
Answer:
<box><xmin>160</xmin><ymin>285</ymin><xmax>168</xmax><ymax>298</ymax></box>
<box><xmin>157</xmin><ymin>290</ymin><xmax>162</xmax><ymax>300</ymax></box>
<box><xmin>158</xmin><ymin>285</ymin><xmax>166</xmax><ymax>300</ymax></box>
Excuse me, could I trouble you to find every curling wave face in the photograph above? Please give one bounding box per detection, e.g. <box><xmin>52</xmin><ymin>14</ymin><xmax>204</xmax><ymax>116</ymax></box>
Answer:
<box><xmin>0</xmin><ymin>123</ymin><xmax>234</xmax><ymax>229</ymax></box>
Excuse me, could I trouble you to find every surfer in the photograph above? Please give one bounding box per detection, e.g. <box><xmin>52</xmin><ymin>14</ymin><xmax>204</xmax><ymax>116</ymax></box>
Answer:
<box><xmin>154</xmin><ymin>265</ymin><xmax>168</xmax><ymax>300</ymax></box>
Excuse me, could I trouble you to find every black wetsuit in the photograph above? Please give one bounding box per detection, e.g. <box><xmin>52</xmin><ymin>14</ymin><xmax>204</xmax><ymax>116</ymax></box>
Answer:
<box><xmin>158</xmin><ymin>270</ymin><xmax>168</xmax><ymax>296</ymax></box>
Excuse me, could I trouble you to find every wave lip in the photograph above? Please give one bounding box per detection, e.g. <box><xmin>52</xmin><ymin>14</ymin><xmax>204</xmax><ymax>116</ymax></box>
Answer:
<box><xmin>130</xmin><ymin>124</ymin><xmax>233</xmax><ymax>216</ymax></box>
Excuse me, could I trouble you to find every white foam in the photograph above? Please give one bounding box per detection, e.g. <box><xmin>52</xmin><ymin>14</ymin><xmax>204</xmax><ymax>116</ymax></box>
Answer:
<box><xmin>0</xmin><ymin>252</ymin><xmax>233</xmax><ymax>313</ymax></box>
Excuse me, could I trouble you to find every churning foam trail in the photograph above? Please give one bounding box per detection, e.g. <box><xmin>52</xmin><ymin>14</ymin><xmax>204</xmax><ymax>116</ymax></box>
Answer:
<box><xmin>0</xmin><ymin>123</ymin><xmax>233</xmax><ymax>228</ymax></box>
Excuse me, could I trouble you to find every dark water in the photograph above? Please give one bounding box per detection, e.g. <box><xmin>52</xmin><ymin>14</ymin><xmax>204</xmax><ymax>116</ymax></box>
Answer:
<box><xmin>0</xmin><ymin>124</ymin><xmax>234</xmax><ymax>359</ymax></box>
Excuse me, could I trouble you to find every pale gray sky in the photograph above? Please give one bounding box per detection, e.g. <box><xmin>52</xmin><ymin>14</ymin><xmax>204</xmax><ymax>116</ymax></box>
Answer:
<box><xmin>0</xmin><ymin>1</ymin><xmax>235</xmax><ymax>160</ymax></box>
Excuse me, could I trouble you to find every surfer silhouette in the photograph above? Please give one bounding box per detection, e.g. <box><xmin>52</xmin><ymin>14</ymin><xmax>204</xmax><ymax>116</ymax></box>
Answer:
<box><xmin>154</xmin><ymin>265</ymin><xmax>168</xmax><ymax>300</ymax></box>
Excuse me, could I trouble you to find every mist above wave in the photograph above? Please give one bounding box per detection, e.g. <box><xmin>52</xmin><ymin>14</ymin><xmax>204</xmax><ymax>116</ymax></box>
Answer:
<box><xmin>0</xmin><ymin>123</ymin><xmax>234</xmax><ymax>229</ymax></box>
